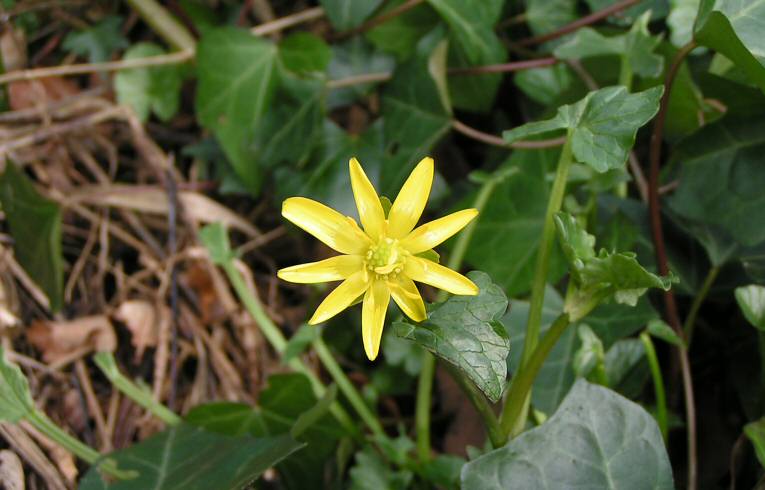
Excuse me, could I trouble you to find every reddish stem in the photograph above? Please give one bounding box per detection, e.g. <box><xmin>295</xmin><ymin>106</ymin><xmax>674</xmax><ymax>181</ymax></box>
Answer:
<box><xmin>448</xmin><ymin>57</ymin><xmax>557</xmax><ymax>75</ymax></box>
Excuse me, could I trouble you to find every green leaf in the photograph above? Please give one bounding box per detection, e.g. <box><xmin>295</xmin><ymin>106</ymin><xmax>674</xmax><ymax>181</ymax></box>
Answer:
<box><xmin>327</xmin><ymin>38</ymin><xmax>395</xmax><ymax>109</ymax></box>
<box><xmin>198</xmin><ymin>223</ymin><xmax>235</xmax><ymax>265</ymax></box>
<box><xmin>553</xmin><ymin>12</ymin><xmax>664</xmax><ymax>78</ymax></box>
<box><xmin>278</xmin><ymin>32</ymin><xmax>332</xmax><ymax>74</ymax></box>
<box><xmin>426</xmin><ymin>0</ymin><xmax>503</xmax><ymax>64</ymax></box>
<box><xmin>514</xmin><ymin>64</ymin><xmax>575</xmax><ymax>106</ymax></box>
<box><xmin>186</xmin><ymin>373</ymin><xmax>344</xmax><ymax>490</ymax></box>
<box><xmin>366</xmin><ymin>1</ymin><xmax>440</xmax><ymax>60</ymax></box>
<box><xmin>349</xmin><ymin>447</ymin><xmax>413</xmax><ymax>490</ymax></box>
<box><xmin>461</xmin><ymin>380</ymin><xmax>674</xmax><ymax>489</ymax></box>
<box><xmin>735</xmin><ymin>284</ymin><xmax>765</xmax><ymax>330</ymax></box>
<box><xmin>461</xmin><ymin>149</ymin><xmax>567</xmax><ymax>296</ymax></box>
<box><xmin>647</xmin><ymin>318</ymin><xmax>686</xmax><ymax>346</ymax></box>
<box><xmin>0</xmin><ymin>347</ymin><xmax>34</xmax><ymax>423</ymax></box>
<box><xmin>554</xmin><ymin>212</ymin><xmax>675</xmax><ymax>320</ymax></box>
<box><xmin>604</xmin><ymin>339</ymin><xmax>646</xmax><ymax>392</ymax></box>
<box><xmin>62</xmin><ymin>15</ymin><xmax>127</xmax><ymax>63</ymax></box>
<box><xmin>320</xmin><ymin>0</ymin><xmax>384</xmax><ymax>30</ymax></box>
<box><xmin>195</xmin><ymin>28</ymin><xmax>279</xmax><ymax>194</ymax></box>
<box><xmin>526</xmin><ymin>0</ymin><xmax>577</xmax><ymax>36</ymax></box>
<box><xmin>115</xmin><ymin>42</ymin><xmax>184</xmax><ymax>122</ymax></box>
<box><xmin>504</xmin><ymin>86</ymin><xmax>663</xmax><ymax>172</ymax></box>
<box><xmin>668</xmin><ymin>0</ymin><xmax>701</xmax><ymax>47</ymax></box>
<box><xmin>694</xmin><ymin>0</ymin><xmax>765</xmax><ymax>91</ymax></box>
<box><xmin>572</xmin><ymin>324</ymin><xmax>605</xmax><ymax>380</ymax></box>
<box><xmin>79</xmin><ymin>424</ymin><xmax>303</xmax><ymax>490</ymax></box>
<box><xmin>380</xmin><ymin>31</ymin><xmax>451</xmax><ymax>194</ymax></box>
<box><xmin>0</xmin><ymin>162</ymin><xmax>63</xmax><ymax>311</ymax></box>
<box><xmin>745</xmin><ymin>417</ymin><xmax>765</xmax><ymax>468</ymax></box>
<box><xmin>382</xmin><ymin>332</ymin><xmax>423</xmax><ymax>376</ymax></box>
<box><xmin>419</xmin><ymin>454</ymin><xmax>465</xmax><ymax>489</ymax></box>
<box><xmin>393</xmin><ymin>271</ymin><xmax>510</xmax><ymax>402</ymax></box>
<box><xmin>669</xmin><ymin>117</ymin><xmax>765</xmax><ymax>248</ymax></box>
<box><xmin>283</xmin><ymin>324</ymin><xmax>320</xmax><ymax>362</ymax></box>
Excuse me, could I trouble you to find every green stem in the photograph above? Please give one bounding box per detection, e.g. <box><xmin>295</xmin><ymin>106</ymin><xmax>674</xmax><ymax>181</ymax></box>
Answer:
<box><xmin>683</xmin><ymin>266</ymin><xmax>719</xmax><ymax>344</ymax></box>
<box><xmin>126</xmin><ymin>0</ymin><xmax>196</xmax><ymax>52</ymax></box>
<box><xmin>640</xmin><ymin>331</ymin><xmax>668</xmax><ymax>441</ymax></box>
<box><xmin>26</xmin><ymin>410</ymin><xmax>134</xmax><ymax>480</ymax></box>
<box><xmin>511</xmin><ymin>133</ymin><xmax>573</xmax><ymax>433</ymax></box>
<box><xmin>616</xmin><ymin>56</ymin><xmax>632</xmax><ymax>198</ymax></box>
<box><xmin>93</xmin><ymin>352</ymin><xmax>181</xmax><ymax>426</ymax></box>
<box><xmin>500</xmin><ymin>313</ymin><xmax>571</xmax><ymax>435</ymax></box>
<box><xmin>312</xmin><ymin>336</ymin><xmax>386</xmax><ymax>440</ymax></box>
<box><xmin>445</xmin><ymin>364</ymin><xmax>505</xmax><ymax>447</ymax></box>
<box><xmin>219</xmin><ymin>261</ymin><xmax>361</xmax><ymax>438</ymax></box>
<box><xmin>415</xmin><ymin>353</ymin><xmax>436</xmax><ymax>461</ymax></box>
<box><xmin>415</xmin><ymin>167</ymin><xmax>517</xmax><ymax>461</ymax></box>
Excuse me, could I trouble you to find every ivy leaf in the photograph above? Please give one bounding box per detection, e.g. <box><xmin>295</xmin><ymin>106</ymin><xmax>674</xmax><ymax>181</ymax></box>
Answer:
<box><xmin>320</xmin><ymin>0</ymin><xmax>384</xmax><ymax>30</ymax></box>
<box><xmin>554</xmin><ymin>212</ymin><xmax>675</xmax><ymax>320</ymax></box>
<box><xmin>196</xmin><ymin>28</ymin><xmax>279</xmax><ymax>194</ymax></box>
<box><xmin>0</xmin><ymin>347</ymin><xmax>35</xmax><ymax>424</ymax></box>
<box><xmin>0</xmin><ymin>162</ymin><xmax>63</xmax><ymax>312</ymax></box>
<box><xmin>461</xmin><ymin>380</ymin><xmax>674</xmax><ymax>490</ymax></box>
<box><xmin>327</xmin><ymin>38</ymin><xmax>395</xmax><ymax>109</ymax></box>
<box><xmin>503</xmin><ymin>86</ymin><xmax>663</xmax><ymax>172</ymax></box>
<box><xmin>79</xmin><ymin>424</ymin><xmax>303</xmax><ymax>490</ymax></box>
<box><xmin>604</xmin><ymin>339</ymin><xmax>646</xmax><ymax>393</ymax></box>
<box><xmin>668</xmin><ymin>117</ymin><xmax>765</xmax><ymax>247</ymax></box>
<box><xmin>526</xmin><ymin>0</ymin><xmax>577</xmax><ymax>36</ymax></box>
<box><xmin>554</xmin><ymin>12</ymin><xmax>664</xmax><ymax>78</ymax></box>
<box><xmin>393</xmin><ymin>271</ymin><xmax>510</xmax><ymax>402</ymax></box>
<box><xmin>366</xmin><ymin>0</ymin><xmax>440</xmax><ymax>60</ymax></box>
<box><xmin>279</xmin><ymin>32</ymin><xmax>332</xmax><ymax>74</ymax></box>
<box><xmin>349</xmin><ymin>447</ymin><xmax>413</xmax><ymax>490</ymax></box>
<box><xmin>745</xmin><ymin>417</ymin><xmax>765</xmax><ymax>468</ymax></box>
<box><xmin>572</xmin><ymin>324</ymin><xmax>605</xmax><ymax>381</ymax></box>
<box><xmin>380</xmin><ymin>31</ymin><xmax>451</xmax><ymax>195</ymax></box>
<box><xmin>115</xmin><ymin>42</ymin><xmax>184</xmax><ymax>122</ymax></box>
<box><xmin>62</xmin><ymin>15</ymin><xmax>127</xmax><ymax>63</ymax></box>
<box><xmin>735</xmin><ymin>284</ymin><xmax>765</xmax><ymax>330</ymax></box>
<box><xmin>647</xmin><ymin>318</ymin><xmax>686</xmax><ymax>347</ymax></box>
<box><xmin>668</xmin><ymin>0</ymin><xmax>701</xmax><ymax>47</ymax></box>
<box><xmin>694</xmin><ymin>0</ymin><xmax>765</xmax><ymax>91</ymax></box>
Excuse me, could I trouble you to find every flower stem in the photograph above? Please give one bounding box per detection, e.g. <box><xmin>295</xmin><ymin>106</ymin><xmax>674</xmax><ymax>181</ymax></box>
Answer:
<box><xmin>312</xmin><ymin>336</ymin><xmax>386</xmax><ymax>440</ymax></box>
<box><xmin>218</xmin><ymin>261</ymin><xmax>361</xmax><ymax>439</ymax></box>
<box><xmin>26</xmin><ymin>410</ymin><xmax>134</xmax><ymax>480</ymax></box>
<box><xmin>415</xmin><ymin>167</ymin><xmax>518</xmax><ymax>461</ymax></box>
<box><xmin>640</xmin><ymin>331</ymin><xmax>668</xmax><ymax>441</ymax></box>
<box><xmin>509</xmin><ymin>132</ymin><xmax>573</xmax><ymax>434</ymax></box>
<box><xmin>683</xmin><ymin>265</ymin><xmax>720</xmax><ymax>344</ymax></box>
<box><xmin>93</xmin><ymin>352</ymin><xmax>182</xmax><ymax>427</ymax></box>
<box><xmin>500</xmin><ymin>313</ymin><xmax>571</xmax><ymax>435</ymax></box>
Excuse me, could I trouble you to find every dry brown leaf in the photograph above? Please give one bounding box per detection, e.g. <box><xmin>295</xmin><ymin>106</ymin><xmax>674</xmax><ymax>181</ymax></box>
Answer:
<box><xmin>0</xmin><ymin>450</ymin><xmax>25</xmax><ymax>490</ymax></box>
<box><xmin>65</xmin><ymin>184</ymin><xmax>260</xmax><ymax>237</ymax></box>
<box><xmin>26</xmin><ymin>316</ymin><xmax>116</xmax><ymax>364</ymax></box>
<box><xmin>0</xmin><ymin>28</ymin><xmax>26</xmax><ymax>71</ymax></box>
<box><xmin>114</xmin><ymin>300</ymin><xmax>159</xmax><ymax>360</ymax></box>
<box><xmin>8</xmin><ymin>77</ymin><xmax>79</xmax><ymax>111</ymax></box>
<box><xmin>47</xmin><ymin>445</ymin><xmax>78</xmax><ymax>485</ymax></box>
<box><xmin>184</xmin><ymin>263</ymin><xmax>226</xmax><ymax>323</ymax></box>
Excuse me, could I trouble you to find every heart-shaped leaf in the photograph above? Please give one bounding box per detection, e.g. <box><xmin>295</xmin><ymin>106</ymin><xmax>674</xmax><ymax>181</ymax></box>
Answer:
<box><xmin>393</xmin><ymin>271</ymin><xmax>509</xmax><ymax>402</ymax></box>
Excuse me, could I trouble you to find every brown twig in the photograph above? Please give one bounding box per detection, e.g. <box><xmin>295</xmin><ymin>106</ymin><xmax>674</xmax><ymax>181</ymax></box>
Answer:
<box><xmin>647</xmin><ymin>39</ymin><xmax>698</xmax><ymax>490</ymax></box>
<box><xmin>250</xmin><ymin>6</ymin><xmax>324</xmax><ymax>36</ymax></box>
<box><xmin>334</xmin><ymin>0</ymin><xmax>424</xmax><ymax>39</ymax></box>
<box><xmin>517</xmin><ymin>0</ymin><xmax>642</xmax><ymax>46</ymax></box>
<box><xmin>448</xmin><ymin>57</ymin><xmax>557</xmax><ymax>75</ymax></box>
<box><xmin>452</xmin><ymin>119</ymin><xmax>566</xmax><ymax>149</ymax></box>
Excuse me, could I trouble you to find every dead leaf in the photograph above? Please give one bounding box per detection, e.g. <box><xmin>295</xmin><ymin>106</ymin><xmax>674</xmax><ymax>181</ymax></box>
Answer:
<box><xmin>48</xmin><ymin>444</ymin><xmax>78</xmax><ymax>485</ymax></box>
<box><xmin>114</xmin><ymin>300</ymin><xmax>159</xmax><ymax>360</ymax></box>
<box><xmin>8</xmin><ymin>77</ymin><xmax>79</xmax><ymax>111</ymax></box>
<box><xmin>184</xmin><ymin>262</ymin><xmax>225</xmax><ymax>323</ymax></box>
<box><xmin>26</xmin><ymin>316</ymin><xmax>116</xmax><ymax>365</ymax></box>
<box><xmin>0</xmin><ymin>28</ymin><xmax>27</xmax><ymax>71</ymax></box>
<box><xmin>0</xmin><ymin>450</ymin><xmax>24</xmax><ymax>490</ymax></box>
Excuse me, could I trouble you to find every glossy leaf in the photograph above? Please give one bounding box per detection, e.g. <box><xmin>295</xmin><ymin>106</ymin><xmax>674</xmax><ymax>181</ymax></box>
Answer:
<box><xmin>647</xmin><ymin>318</ymin><xmax>686</xmax><ymax>346</ymax></box>
<box><xmin>554</xmin><ymin>12</ymin><xmax>664</xmax><ymax>78</ymax></box>
<box><xmin>196</xmin><ymin>28</ymin><xmax>279</xmax><ymax>194</ymax></box>
<box><xmin>79</xmin><ymin>424</ymin><xmax>303</xmax><ymax>490</ymax></box>
<box><xmin>604</xmin><ymin>339</ymin><xmax>646</xmax><ymax>391</ymax></box>
<box><xmin>572</xmin><ymin>324</ymin><xmax>605</xmax><ymax>380</ymax></box>
<box><xmin>694</xmin><ymin>0</ymin><xmax>765</xmax><ymax>91</ymax></box>
<box><xmin>526</xmin><ymin>0</ymin><xmax>577</xmax><ymax>36</ymax></box>
<box><xmin>735</xmin><ymin>284</ymin><xmax>765</xmax><ymax>330</ymax></box>
<box><xmin>279</xmin><ymin>32</ymin><xmax>332</xmax><ymax>74</ymax></box>
<box><xmin>115</xmin><ymin>42</ymin><xmax>184</xmax><ymax>122</ymax></box>
<box><xmin>320</xmin><ymin>0</ymin><xmax>384</xmax><ymax>30</ymax></box>
<box><xmin>461</xmin><ymin>380</ymin><xmax>674</xmax><ymax>489</ymax></box>
<box><xmin>393</xmin><ymin>271</ymin><xmax>510</xmax><ymax>402</ymax></box>
<box><xmin>504</xmin><ymin>86</ymin><xmax>663</xmax><ymax>172</ymax></box>
<box><xmin>0</xmin><ymin>162</ymin><xmax>63</xmax><ymax>311</ymax></box>
<box><xmin>0</xmin><ymin>347</ymin><xmax>34</xmax><ymax>423</ymax></box>
<box><xmin>327</xmin><ymin>39</ymin><xmax>395</xmax><ymax>109</ymax></box>
<box><xmin>366</xmin><ymin>1</ymin><xmax>440</xmax><ymax>60</ymax></box>
<box><xmin>462</xmin><ymin>149</ymin><xmax>567</xmax><ymax>296</ymax></box>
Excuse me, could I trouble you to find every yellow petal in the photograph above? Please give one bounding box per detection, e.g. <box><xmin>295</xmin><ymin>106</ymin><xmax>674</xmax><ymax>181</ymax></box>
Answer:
<box><xmin>283</xmin><ymin>197</ymin><xmax>371</xmax><ymax>254</ymax></box>
<box><xmin>362</xmin><ymin>279</ymin><xmax>390</xmax><ymax>361</ymax></box>
<box><xmin>309</xmin><ymin>270</ymin><xmax>369</xmax><ymax>324</ymax></box>
<box><xmin>400</xmin><ymin>208</ymin><xmax>478</xmax><ymax>254</ymax></box>
<box><xmin>388</xmin><ymin>276</ymin><xmax>426</xmax><ymax>322</ymax></box>
<box><xmin>349</xmin><ymin>158</ymin><xmax>385</xmax><ymax>240</ymax></box>
<box><xmin>277</xmin><ymin>255</ymin><xmax>363</xmax><ymax>284</ymax></box>
<box><xmin>404</xmin><ymin>256</ymin><xmax>478</xmax><ymax>296</ymax></box>
<box><xmin>388</xmin><ymin>157</ymin><xmax>434</xmax><ymax>238</ymax></box>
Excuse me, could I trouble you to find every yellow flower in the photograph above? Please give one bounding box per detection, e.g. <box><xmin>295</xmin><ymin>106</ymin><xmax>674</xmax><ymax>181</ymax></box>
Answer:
<box><xmin>278</xmin><ymin>157</ymin><xmax>479</xmax><ymax>360</ymax></box>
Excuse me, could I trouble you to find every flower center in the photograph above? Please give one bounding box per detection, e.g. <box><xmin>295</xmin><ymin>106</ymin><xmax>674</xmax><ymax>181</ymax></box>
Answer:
<box><xmin>365</xmin><ymin>238</ymin><xmax>406</xmax><ymax>277</ymax></box>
